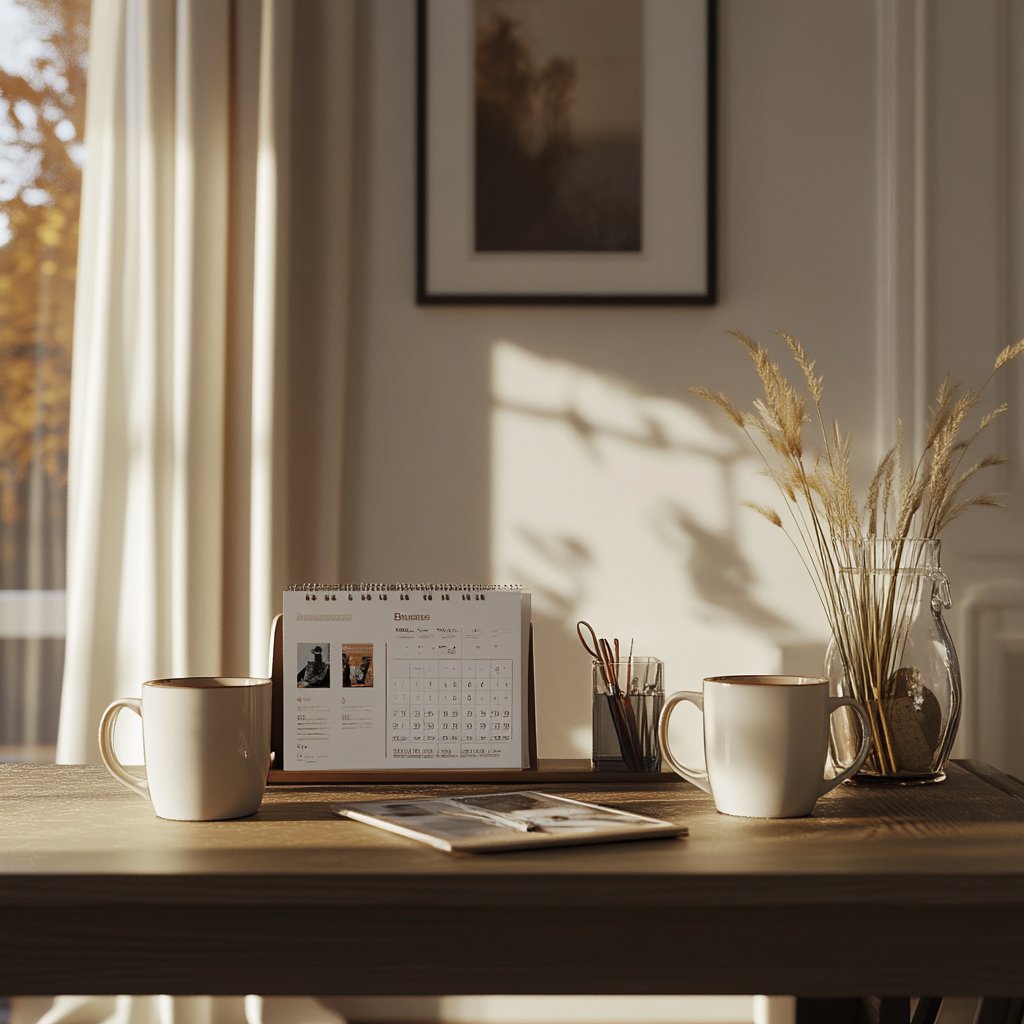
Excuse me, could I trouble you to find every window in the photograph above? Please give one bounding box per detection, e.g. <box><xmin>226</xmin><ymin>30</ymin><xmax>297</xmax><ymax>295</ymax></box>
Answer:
<box><xmin>0</xmin><ymin>0</ymin><xmax>89</xmax><ymax>758</ymax></box>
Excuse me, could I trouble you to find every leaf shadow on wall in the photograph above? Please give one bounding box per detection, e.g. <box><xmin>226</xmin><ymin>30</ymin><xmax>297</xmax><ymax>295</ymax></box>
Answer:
<box><xmin>654</xmin><ymin>505</ymin><xmax>792</xmax><ymax>634</ymax></box>
<box><xmin>498</xmin><ymin>394</ymin><xmax>812</xmax><ymax>757</ymax></box>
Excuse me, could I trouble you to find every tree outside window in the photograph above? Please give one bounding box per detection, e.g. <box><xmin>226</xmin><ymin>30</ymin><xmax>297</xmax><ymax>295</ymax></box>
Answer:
<box><xmin>0</xmin><ymin>0</ymin><xmax>89</xmax><ymax>754</ymax></box>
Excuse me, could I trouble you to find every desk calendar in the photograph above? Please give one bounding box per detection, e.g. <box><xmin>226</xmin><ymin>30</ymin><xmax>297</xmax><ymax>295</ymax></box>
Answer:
<box><xmin>281</xmin><ymin>584</ymin><xmax>532</xmax><ymax>771</ymax></box>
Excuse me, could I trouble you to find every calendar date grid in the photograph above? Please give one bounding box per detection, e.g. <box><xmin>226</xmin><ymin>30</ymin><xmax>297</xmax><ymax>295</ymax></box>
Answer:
<box><xmin>387</xmin><ymin>645</ymin><xmax>514</xmax><ymax>759</ymax></box>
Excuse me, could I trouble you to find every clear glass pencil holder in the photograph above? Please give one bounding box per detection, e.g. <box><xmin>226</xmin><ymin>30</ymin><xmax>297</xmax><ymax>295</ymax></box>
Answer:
<box><xmin>591</xmin><ymin>657</ymin><xmax>664</xmax><ymax>773</ymax></box>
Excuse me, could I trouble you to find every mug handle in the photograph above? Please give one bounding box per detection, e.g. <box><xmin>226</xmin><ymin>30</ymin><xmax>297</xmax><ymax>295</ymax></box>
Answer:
<box><xmin>819</xmin><ymin>696</ymin><xmax>872</xmax><ymax>796</ymax></box>
<box><xmin>657</xmin><ymin>691</ymin><xmax>711</xmax><ymax>794</ymax></box>
<box><xmin>98</xmin><ymin>698</ymin><xmax>149</xmax><ymax>800</ymax></box>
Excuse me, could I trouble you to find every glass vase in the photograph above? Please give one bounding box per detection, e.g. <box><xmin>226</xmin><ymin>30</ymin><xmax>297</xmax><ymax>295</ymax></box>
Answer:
<box><xmin>824</xmin><ymin>538</ymin><xmax>961</xmax><ymax>784</ymax></box>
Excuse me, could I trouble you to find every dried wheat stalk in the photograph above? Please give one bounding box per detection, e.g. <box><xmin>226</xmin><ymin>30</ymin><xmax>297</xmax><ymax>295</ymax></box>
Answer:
<box><xmin>693</xmin><ymin>333</ymin><xmax>1023</xmax><ymax>774</ymax></box>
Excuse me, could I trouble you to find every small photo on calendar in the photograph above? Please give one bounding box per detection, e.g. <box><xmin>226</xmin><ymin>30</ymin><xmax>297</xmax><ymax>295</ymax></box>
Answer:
<box><xmin>343</xmin><ymin>643</ymin><xmax>374</xmax><ymax>688</ymax></box>
<box><xmin>296</xmin><ymin>642</ymin><xmax>332</xmax><ymax>688</ymax></box>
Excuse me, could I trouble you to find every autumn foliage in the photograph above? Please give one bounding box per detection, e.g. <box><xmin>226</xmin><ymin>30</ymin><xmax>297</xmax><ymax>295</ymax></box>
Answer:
<box><xmin>0</xmin><ymin>0</ymin><xmax>89</xmax><ymax>533</ymax></box>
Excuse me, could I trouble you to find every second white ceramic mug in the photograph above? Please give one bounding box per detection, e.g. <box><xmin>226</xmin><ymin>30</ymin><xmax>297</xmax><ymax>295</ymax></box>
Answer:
<box><xmin>99</xmin><ymin>676</ymin><xmax>273</xmax><ymax>821</ymax></box>
<box><xmin>657</xmin><ymin>675</ymin><xmax>871</xmax><ymax>818</ymax></box>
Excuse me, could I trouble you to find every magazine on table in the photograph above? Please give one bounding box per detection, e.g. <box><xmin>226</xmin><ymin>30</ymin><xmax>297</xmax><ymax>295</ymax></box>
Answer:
<box><xmin>332</xmin><ymin>789</ymin><xmax>687</xmax><ymax>854</ymax></box>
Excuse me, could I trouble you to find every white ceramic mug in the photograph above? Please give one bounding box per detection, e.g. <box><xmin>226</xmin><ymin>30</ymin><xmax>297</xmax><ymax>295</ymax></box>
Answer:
<box><xmin>657</xmin><ymin>675</ymin><xmax>872</xmax><ymax>818</ymax></box>
<box><xmin>99</xmin><ymin>676</ymin><xmax>273</xmax><ymax>821</ymax></box>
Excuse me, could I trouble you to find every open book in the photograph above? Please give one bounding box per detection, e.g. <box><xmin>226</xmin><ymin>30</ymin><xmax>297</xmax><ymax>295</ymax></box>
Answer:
<box><xmin>332</xmin><ymin>790</ymin><xmax>687</xmax><ymax>854</ymax></box>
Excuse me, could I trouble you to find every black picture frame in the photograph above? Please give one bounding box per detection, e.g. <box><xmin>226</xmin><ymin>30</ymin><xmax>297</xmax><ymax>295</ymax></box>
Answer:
<box><xmin>416</xmin><ymin>0</ymin><xmax>717</xmax><ymax>305</ymax></box>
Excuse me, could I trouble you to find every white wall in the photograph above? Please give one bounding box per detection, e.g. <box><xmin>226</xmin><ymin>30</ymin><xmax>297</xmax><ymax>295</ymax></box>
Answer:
<box><xmin>326</xmin><ymin>2</ymin><xmax>1021</xmax><ymax>1023</ymax></box>
<box><xmin>342</xmin><ymin>0</ymin><xmax>1024</xmax><ymax>770</ymax></box>
<box><xmin>342</xmin><ymin>0</ymin><xmax>881</xmax><ymax>760</ymax></box>
<box><xmin>924</xmin><ymin>0</ymin><xmax>1024</xmax><ymax>775</ymax></box>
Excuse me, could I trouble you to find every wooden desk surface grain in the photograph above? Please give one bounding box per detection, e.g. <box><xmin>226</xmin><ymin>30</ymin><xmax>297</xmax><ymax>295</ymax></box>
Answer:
<box><xmin>1</xmin><ymin>761</ymin><xmax>1023</xmax><ymax>997</ymax></box>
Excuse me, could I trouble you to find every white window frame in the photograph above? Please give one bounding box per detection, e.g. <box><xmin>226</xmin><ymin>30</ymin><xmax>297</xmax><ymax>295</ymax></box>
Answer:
<box><xmin>0</xmin><ymin>590</ymin><xmax>66</xmax><ymax>640</ymax></box>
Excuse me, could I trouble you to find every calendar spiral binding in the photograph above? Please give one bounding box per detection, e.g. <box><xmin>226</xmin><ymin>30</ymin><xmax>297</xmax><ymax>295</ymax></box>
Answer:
<box><xmin>288</xmin><ymin>583</ymin><xmax>523</xmax><ymax>593</ymax></box>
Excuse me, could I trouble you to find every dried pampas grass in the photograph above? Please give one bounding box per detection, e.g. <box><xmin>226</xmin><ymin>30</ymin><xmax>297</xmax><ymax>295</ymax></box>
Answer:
<box><xmin>693</xmin><ymin>330</ymin><xmax>1021</xmax><ymax>556</ymax></box>
<box><xmin>694</xmin><ymin>332</ymin><xmax>1022</xmax><ymax>775</ymax></box>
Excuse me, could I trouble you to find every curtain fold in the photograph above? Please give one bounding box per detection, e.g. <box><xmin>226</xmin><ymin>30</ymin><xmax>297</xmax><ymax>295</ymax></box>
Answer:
<box><xmin>40</xmin><ymin>0</ymin><xmax>355</xmax><ymax>1020</ymax></box>
<box><xmin>248</xmin><ymin>0</ymin><xmax>293</xmax><ymax>675</ymax></box>
<box><xmin>33</xmin><ymin>0</ymin><xmax>354</xmax><ymax>1020</ymax></box>
<box><xmin>57</xmin><ymin>0</ymin><xmax>354</xmax><ymax>765</ymax></box>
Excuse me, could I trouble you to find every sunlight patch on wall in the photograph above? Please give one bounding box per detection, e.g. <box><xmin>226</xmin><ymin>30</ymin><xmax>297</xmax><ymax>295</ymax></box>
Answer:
<box><xmin>491</xmin><ymin>341</ymin><xmax>822</xmax><ymax>758</ymax></box>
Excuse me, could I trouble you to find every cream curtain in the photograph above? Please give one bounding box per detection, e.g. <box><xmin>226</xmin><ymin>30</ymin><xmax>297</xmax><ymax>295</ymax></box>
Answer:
<box><xmin>57</xmin><ymin>0</ymin><xmax>354</xmax><ymax>765</ymax></box>
<box><xmin>34</xmin><ymin>0</ymin><xmax>354</xmax><ymax>1022</ymax></box>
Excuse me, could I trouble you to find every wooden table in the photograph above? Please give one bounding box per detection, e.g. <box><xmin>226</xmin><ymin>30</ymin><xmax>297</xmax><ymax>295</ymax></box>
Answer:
<box><xmin>1</xmin><ymin>761</ymin><xmax>1023</xmax><ymax>1000</ymax></box>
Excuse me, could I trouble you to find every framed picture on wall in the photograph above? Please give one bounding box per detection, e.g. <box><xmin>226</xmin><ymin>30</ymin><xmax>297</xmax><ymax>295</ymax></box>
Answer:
<box><xmin>416</xmin><ymin>0</ymin><xmax>717</xmax><ymax>305</ymax></box>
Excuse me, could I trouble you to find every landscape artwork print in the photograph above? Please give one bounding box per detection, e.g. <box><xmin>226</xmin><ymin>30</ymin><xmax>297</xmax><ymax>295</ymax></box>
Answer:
<box><xmin>473</xmin><ymin>0</ymin><xmax>643</xmax><ymax>253</ymax></box>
